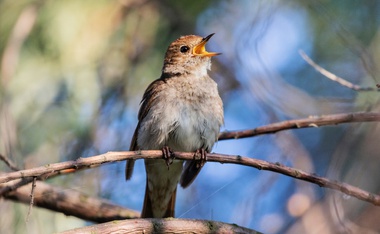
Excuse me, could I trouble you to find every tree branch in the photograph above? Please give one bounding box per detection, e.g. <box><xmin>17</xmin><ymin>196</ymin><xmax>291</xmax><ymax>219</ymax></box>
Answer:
<box><xmin>4</xmin><ymin>181</ymin><xmax>140</xmax><ymax>222</ymax></box>
<box><xmin>59</xmin><ymin>218</ymin><xmax>260</xmax><ymax>234</ymax></box>
<box><xmin>1</xmin><ymin>150</ymin><xmax>380</xmax><ymax>206</ymax></box>
<box><xmin>218</xmin><ymin>111</ymin><xmax>380</xmax><ymax>140</ymax></box>
<box><xmin>299</xmin><ymin>50</ymin><xmax>378</xmax><ymax>91</ymax></box>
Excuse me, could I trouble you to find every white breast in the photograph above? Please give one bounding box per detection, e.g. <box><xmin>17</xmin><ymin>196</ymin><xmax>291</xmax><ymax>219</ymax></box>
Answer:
<box><xmin>137</xmin><ymin>75</ymin><xmax>223</xmax><ymax>152</ymax></box>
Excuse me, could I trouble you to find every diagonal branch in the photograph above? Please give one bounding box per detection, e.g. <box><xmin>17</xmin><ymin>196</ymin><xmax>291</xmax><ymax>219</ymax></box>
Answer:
<box><xmin>0</xmin><ymin>154</ymin><xmax>19</xmax><ymax>171</ymax></box>
<box><xmin>4</xmin><ymin>181</ymin><xmax>139</xmax><ymax>222</ymax></box>
<box><xmin>218</xmin><ymin>112</ymin><xmax>380</xmax><ymax>140</ymax></box>
<box><xmin>299</xmin><ymin>50</ymin><xmax>377</xmax><ymax>91</ymax></box>
<box><xmin>1</xmin><ymin>150</ymin><xmax>380</xmax><ymax>206</ymax></box>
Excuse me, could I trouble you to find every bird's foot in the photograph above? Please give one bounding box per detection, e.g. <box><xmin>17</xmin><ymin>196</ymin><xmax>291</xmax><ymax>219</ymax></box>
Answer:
<box><xmin>162</xmin><ymin>146</ymin><xmax>175</xmax><ymax>169</ymax></box>
<box><xmin>194</xmin><ymin>148</ymin><xmax>207</xmax><ymax>168</ymax></box>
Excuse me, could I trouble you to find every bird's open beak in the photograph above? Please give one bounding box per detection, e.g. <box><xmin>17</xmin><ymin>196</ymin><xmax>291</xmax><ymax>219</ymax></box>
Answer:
<box><xmin>192</xmin><ymin>33</ymin><xmax>221</xmax><ymax>57</ymax></box>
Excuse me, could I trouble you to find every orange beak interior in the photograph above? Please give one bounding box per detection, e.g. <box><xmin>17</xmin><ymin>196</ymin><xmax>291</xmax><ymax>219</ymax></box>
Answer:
<box><xmin>192</xmin><ymin>33</ymin><xmax>221</xmax><ymax>57</ymax></box>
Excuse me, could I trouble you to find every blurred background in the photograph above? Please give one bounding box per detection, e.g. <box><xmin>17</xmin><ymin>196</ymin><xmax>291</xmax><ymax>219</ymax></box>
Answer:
<box><xmin>1</xmin><ymin>0</ymin><xmax>380</xmax><ymax>233</ymax></box>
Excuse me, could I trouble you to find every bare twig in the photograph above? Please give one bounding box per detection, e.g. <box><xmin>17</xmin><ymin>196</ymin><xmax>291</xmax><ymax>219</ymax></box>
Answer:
<box><xmin>59</xmin><ymin>218</ymin><xmax>259</xmax><ymax>234</ymax></box>
<box><xmin>1</xmin><ymin>150</ymin><xmax>380</xmax><ymax>206</ymax></box>
<box><xmin>219</xmin><ymin>112</ymin><xmax>380</xmax><ymax>140</ymax></box>
<box><xmin>299</xmin><ymin>50</ymin><xmax>377</xmax><ymax>91</ymax></box>
<box><xmin>5</xmin><ymin>181</ymin><xmax>139</xmax><ymax>222</ymax></box>
<box><xmin>25</xmin><ymin>177</ymin><xmax>36</xmax><ymax>223</ymax></box>
<box><xmin>0</xmin><ymin>154</ymin><xmax>20</xmax><ymax>171</ymax></box>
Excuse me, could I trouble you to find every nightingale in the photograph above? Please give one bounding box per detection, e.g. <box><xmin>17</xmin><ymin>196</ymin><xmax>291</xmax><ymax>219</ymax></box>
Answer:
<box><xmin>125</xmin><ymin>34</ymin><xmax>224</xmax><ymax>218</ymax></box>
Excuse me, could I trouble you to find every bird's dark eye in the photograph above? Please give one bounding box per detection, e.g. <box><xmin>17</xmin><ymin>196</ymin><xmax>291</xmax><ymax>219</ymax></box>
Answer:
<box><xmin>180</xmin><ymin>46</ymin><xmax>190</xmax><ymax>53</ymax></box>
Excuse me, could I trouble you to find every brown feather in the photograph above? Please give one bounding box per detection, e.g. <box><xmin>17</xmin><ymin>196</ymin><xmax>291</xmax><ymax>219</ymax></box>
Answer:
<box><xmin>141</xmin><ymin>181</ymin><xmax>177</xmax><ymax>218</ymax></box>
<box><xmin>180</xmin><ymin>161</ymin><xmax>203</xmax><ymax>188</ymax></box>
<box><xmin>125</xmin><ymin>124</ymin><xmax>138</xmax><ymax>180</ymax></box>
<box><xmin>125</xmin><ymin>78</ymin><xmax>165</xmax><ymax>180</ymax></box>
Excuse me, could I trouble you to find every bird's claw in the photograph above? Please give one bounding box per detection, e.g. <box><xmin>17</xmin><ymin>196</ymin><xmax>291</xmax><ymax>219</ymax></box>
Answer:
<box><xmin>194</xmin><ymin>148</ymin><xmax>207</xmax><ymax>168</ymax></box>
<box><xmin>162</xmin><ymin>146</ymin><xmax>174</xmax><ymax>169</ymax></box>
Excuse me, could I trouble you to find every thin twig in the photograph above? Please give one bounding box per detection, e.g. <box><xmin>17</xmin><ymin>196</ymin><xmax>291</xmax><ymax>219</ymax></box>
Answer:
<box><xmin>299</xmin><ymin>50</ymin><xmax>377</xmax><ymax>91</ymax></box>
<box><xmin>1</xmin><ymin>150</ymin><xmax>380</xmax><ymax>206</ymax></box>
<box><xmin>0</xmin><ymin>154</ymin><xmax>20</xmax><ymax>171</ymax></box>
<box><xmin>25</xmin><ymin>177</ymin><xmax>36</xmax><ymax>223</ymax></box>
<box><xmin>218</xmin><ymin>112</ymin><xmax>380</xmax><ymax>140</ymax></box>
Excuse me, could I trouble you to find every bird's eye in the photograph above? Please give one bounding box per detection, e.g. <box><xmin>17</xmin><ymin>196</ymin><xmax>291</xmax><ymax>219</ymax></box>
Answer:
<box><xmin>180</xmin><ymin>46</ymin><xmax>190</xmax><ymax>53</ymax></box>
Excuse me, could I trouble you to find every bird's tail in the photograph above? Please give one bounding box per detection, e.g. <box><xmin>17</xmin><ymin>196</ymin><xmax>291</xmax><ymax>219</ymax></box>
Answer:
<box><xmin>141</xmin><ymin>180</ymin><xmax>177</xmax><ymax>218</ymax></box>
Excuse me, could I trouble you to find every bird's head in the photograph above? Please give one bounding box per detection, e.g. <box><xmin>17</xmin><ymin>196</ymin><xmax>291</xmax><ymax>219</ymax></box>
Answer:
<box><xmin>162</xmin><ymin>34</ymin><xmax>220</xmax><ymax>76</ymax></box>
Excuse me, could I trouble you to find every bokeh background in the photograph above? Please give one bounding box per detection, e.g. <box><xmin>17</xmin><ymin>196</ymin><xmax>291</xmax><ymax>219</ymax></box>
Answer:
<box><xmin>1</xmin><ymin>0</ymin><xmax>380</xmax><ymax>233</ymax></box>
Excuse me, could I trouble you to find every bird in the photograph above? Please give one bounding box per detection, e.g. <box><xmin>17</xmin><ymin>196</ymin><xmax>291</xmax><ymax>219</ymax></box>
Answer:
<box><xmin>125</xmin><ymin>33</ymin><xmax>224</xmax><ymax>218</ymax></box>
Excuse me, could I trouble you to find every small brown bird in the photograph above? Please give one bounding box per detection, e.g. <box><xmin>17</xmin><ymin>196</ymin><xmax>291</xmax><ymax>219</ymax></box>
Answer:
<box><xmin>126</xmin><ymin>34</ymin><xmax>224</xmax><ymax>218</ymax></box>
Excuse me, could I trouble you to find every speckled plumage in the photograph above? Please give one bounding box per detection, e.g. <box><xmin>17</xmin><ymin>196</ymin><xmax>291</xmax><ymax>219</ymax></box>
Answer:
<box><xmin>126</xmin><ymin>34</ymin><xmax>224</xmax><ymax>218</ymax></box>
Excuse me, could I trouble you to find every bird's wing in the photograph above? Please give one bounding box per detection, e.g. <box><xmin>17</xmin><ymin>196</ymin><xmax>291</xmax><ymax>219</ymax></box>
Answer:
<box><xmin>125</xmin><ymin>78</ymin><xmax>165</xmax><ymax>180</ymax></box>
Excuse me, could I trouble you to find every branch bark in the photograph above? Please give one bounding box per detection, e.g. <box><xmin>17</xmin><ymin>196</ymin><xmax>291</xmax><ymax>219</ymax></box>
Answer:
<box><xmin>4</xmin><ymin>181</ymin><xmax>140</xmax><ymax>222</ymax></box>
<box><xmin>59</xmin><ymin>218</ymin><xmax>260</xmax><ymax>234</ymax></box>
<box><xmin>218</xmin><ymin>112</ymin><xmax>380</xmax><ymax>140</ymax></box>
